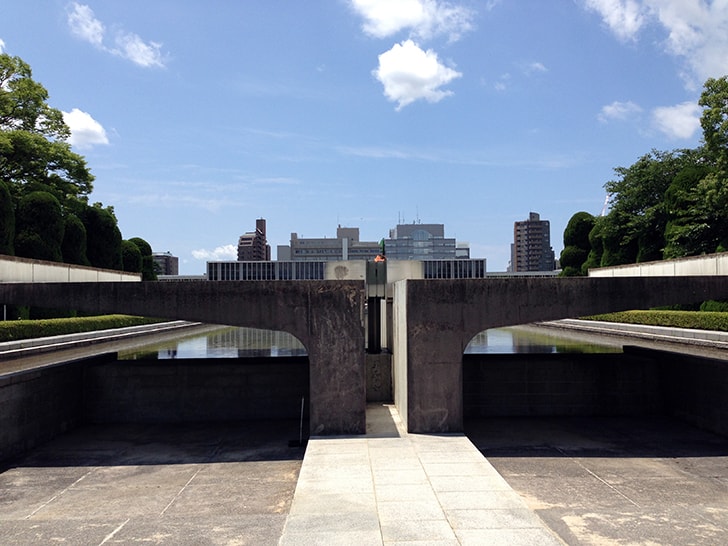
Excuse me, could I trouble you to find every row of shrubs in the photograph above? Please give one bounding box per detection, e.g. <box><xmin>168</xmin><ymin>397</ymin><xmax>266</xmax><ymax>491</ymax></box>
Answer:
<box><xmin>584</xmin><ymin>307</ymin><xmax>728</xmax><ymax>332</ymax></box>
<box><xmin>0</xmin><ymin>315</ymin><xmax>162</xmax><ymax>343</ymax></box>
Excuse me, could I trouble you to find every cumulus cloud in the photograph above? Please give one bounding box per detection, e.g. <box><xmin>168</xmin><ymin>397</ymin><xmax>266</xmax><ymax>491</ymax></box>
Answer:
<box><xmin>373</xmin><ymin>40</ymin><xmax>462</xmax><ymax>110</ymax></box>
<box><xmin>350</xmin><ymin>0</ymin><xmax>474</xmax><ymax>42</ymax></box>
<box><xmin>583</xmin><ymin>0</ymin><xmax>728</xmax><ymax>87</ymax></box>
<box><xmin>652</xmin><ymin>101</ymin><xmax>701</xmax><ymax>140</ymax></box>
<box><xmin>598</xmin><ymin>100</ymin><xmax>642</xmax><ymax>122</ymax></box>
<box><xmin>191</xmin><ymin>244</ymin><xmax>238</xmax><ymax>261</ymax></box>
<box><xmin>66</xmin><ymin>2</ymin><xmax>166</xmax><ymax>68</ymax></box>
<box><xmin>62</xmin><ymin>108</ymin><xmax>109</xmax><ymax>149</ymax></box>
<box><xmin>583</xmin><ymin>0</ymin><xmax>646</xmax><ymax>41</ymax></box>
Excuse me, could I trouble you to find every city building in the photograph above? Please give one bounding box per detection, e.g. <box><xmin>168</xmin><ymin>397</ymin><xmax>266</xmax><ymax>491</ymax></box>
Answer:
<box><xmin>237</xmin><ymin>218</ymin><xmax>271</xmax><ymax>261</ymax></box>
<box><xmin>152</xmin><ymin>251</ymin><xmax>179</xmax><ymax>276</ymax></box>
<box><xmin>509</xmin><ymin>212</ymin><xmax>555</xmax><ymax>272</ymax></box>
<box><xmin>384</xmin><ymin>223</ymin><xmax>468</xmax><ymax>260</ymax></box>
<box><xmin>277</xmin><ymin>225</ymin><xmax>380</xmax><ymax>262</ymax></box>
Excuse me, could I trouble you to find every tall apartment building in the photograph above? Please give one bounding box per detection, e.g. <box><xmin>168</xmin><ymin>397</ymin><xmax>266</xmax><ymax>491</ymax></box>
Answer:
<box><xmin>384</xmin><ymin>223</ymin><xmax>468</xmax><ymax>260</ymax></box>
<box><xmin>237</xmin><ymin>218</ymin><xmax>271</xmax><ymax>261</ymax></box>
<box><xmin>510</xmin><ymin>212</ymin><xmax>555</xmax><ymax>272</ymax></box>
<box><xmin>277</xmin><ymin>225</ymin><xmax>380</xmax><ymax>262</ymax></box>
<box><xmin>152</xmin><ymin>251</ymin><xmax>179</xmax><ymax>275</ymax></box>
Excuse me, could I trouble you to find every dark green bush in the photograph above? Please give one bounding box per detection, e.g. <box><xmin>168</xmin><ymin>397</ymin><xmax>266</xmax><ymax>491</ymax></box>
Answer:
<box><xmin>0</xmin><ymin>315</ymin><xmax>162</xmax><ymax>342</ymax></box>
<box><xmin>583</xmin><ymin>310</ymin><xmax>728</xmax><ymax>331</ymax></box>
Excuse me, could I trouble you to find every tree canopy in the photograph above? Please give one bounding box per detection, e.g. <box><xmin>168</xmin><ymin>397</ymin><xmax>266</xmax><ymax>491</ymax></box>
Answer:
<box><xmin>563</xmin><ymin>75</ymin><xmax>728</xmax><ymax>274</ymax></box>
<box><xmin>0</xmin><ymin>53</ymin><xmax>155</xmax><ymax>274</ymax></box>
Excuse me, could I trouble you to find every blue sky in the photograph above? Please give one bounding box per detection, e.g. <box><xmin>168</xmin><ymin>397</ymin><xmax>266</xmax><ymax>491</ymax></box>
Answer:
<box><xmin>2</xmin><ymin>1</ymin><xmax>725</xmax><ymax>274</ymax></box>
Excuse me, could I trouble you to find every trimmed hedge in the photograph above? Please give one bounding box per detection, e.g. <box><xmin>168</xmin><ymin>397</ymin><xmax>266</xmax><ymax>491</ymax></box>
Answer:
<box><xmin>583</xmin><ymin>310</ymin><xmax>728</xmax><ymax>332</ymax></box>
<box><xmin>0</xmin><ymin>315</ymin><xmax>162</xmax><ymax>342</ymax></box>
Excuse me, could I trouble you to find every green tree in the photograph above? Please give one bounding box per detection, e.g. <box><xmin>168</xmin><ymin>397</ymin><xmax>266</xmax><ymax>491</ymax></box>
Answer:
<box><xmin>0</xmin><ymin>179</ymin><xmax>14</xmax><ymax>255</ymax></box>
<box><xmin>559</xmin><ymin>211</ymin><xmax>595</xmax><ymax>276</ymax></box>
<box><xmin>128</xmin><ymin>237</ymin><xmax>157</xmax><ymax>280</ymax></box>
<box><xmin>700</xmin><ymin>76</ymin><xmax>728</xmax><ymax>169</ymax></box>
<box><xmin>0</xmin><ymin>54</ymin><xmax>93</xmax><ymax>209</ymax></box>
<box><xmin>14</xmin><ymin>191</ymin><xmax>64</xmax><ymax>261</ymax></box>
<box><xmin>121</xmin><ymin>239</ymin><xmax>142</xmax><ymax>273</ymax></box>
<box><xmin>61</xmin><ymin>213</ymin><xmax>89</xmax><ymax>265</ymax></box>
<box><xmin>80</xmin><ymin>203</ymin><xmax>122</xmax><ymax>270</ymax></box>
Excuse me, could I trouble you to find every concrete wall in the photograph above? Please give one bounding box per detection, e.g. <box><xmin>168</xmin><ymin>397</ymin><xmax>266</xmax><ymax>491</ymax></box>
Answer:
<box><xmin>0</xmin><ymin>254</ymin><xmax>141</xmax><ymax>283</ymax></box>
<box><xmin>394</xmin><ymin>276</ymin><xmax>728</xmax><ymax>433</ymax></box>
<box><xmin>463</xmin><ymin>351</ymin><xmax>661</xmax><ymax>417</ymax></box>
<box><xmin>589</xmin><ymin>252</ymin><xmax>728</xmax><ymax>277</ymax></box>
<box><xmin>0</xmin><ymin>280</ymin><xmax>366</xmax><ymax>436</ymax></box>
<box><xmin>85</xmin><ymin>357</ymin><xmax>309</xmax><ymax>423</ymax></box>
<box><xmin>0</xmin><ymin>357</ymin><xmax>104</xmax><ymax>462</ymax></box>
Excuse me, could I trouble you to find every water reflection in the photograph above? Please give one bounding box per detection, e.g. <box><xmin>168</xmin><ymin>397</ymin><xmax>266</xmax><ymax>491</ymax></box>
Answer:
<box><xmin>119</xmin><ymin>326</ymin><xmax>307</xmax><ymax>360</ymax></box>
<box><xmin>465</xmin><ymin>327</ymin><xmax>621</xmax><ymax>354</ymax></box>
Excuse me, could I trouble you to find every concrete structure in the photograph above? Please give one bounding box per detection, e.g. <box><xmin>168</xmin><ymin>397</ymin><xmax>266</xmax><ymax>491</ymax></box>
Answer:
<box><xmin>589</xmin><ymin>250</ymin><xmax>728</xmax><ymax>277</ymax></box>
<box><xmin>278</xmin><ymin>226</ymin><xmax>380</xmax><ymax>262</ymax></box>
<box><xmin>385</xmin><ymin>222</ymin><xmax>468</xmax><ymax>260</ymax></box>
<box><xmin>237</xmin><ymin>218</ymin><xmax>271</xmax><ymax>261</ymax></box>
<box><xmin>0</xmin><ymin>281</ymin><xmax>365</xmax><ymax>436</ymax></box>
<box><xmin>392</xmin><ymin>276</ymin><xmax>728</xmax><ymax>432</ymax></box>
<box><xmin>152</xmin><ymin>251</ymin><xmax>179</xmax><ymax>275</ymax></box>
<box><xmin>509</xmin><ymin>211</ymin><xmax>555</xmax><ymax>272</ymax></box>
<box><xmin>0</xmin><ymin>254</ymin><xmax>141</xmax><ymax>283</ymax></box>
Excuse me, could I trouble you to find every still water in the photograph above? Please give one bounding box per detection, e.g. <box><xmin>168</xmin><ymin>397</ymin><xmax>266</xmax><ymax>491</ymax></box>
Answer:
<box><xmin>119</xmin><ymin>325</ymin><xmax>619</xmax><ymax>360</ymax></box>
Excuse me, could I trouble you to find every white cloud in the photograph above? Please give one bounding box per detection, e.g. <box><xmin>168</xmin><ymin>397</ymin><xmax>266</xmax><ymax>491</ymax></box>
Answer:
<box><xmin>350</xmin><ymin>0</ymin><xmax>474</xmax><ymax>42</ymax></box>
<box><xmin>62</xmin><ymin>108</ymin><xmax>109</xmax><ymax>149</ymax></box>
<box><xmin>652</xmin><ymin>101</ymin><xmax>701</xmax><ymax>139</ymax></box>
<box><xmin>66</xmin><ymin>2</ymin><xmax>166</xmax><ymax>68</ymax></box>
<box><xmin>584</xmin><ymin>0</ymin><xmax>728</xmax><ymax>88</ymax></box>
<box><xmin>191</xmin><ymin>244</ymin><xmax>238</xmax><ymax>261</ymax></box>
<box><xmin>526</xmin><ymin>61</ymin><xmax>548</xmax><ymax>74</ymax></box>
<box><xmin>598</xmin><ymin>100</ymin><xmax>642</xmax><ymax>122</ymax></box>
<box><xmin>583</xmin><ymin>0</ymin><xmax>646</xmax><ymax>41</ymax></box>
<box><xmin>373</xmin><ymin>39</ymin><xmax>462</xmax><ymax>110</ymax></box>
<box><xmin>113</xmin><ymin>32</ymin><xmax>165</xmax><ymax>68</ymax></box>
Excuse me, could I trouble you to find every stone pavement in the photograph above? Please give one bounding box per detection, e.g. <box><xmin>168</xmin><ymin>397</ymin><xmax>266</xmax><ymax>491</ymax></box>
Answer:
<box><xmin>278</xmin><ymin>404</ymin><xmax>562</xmax><ymax>545</ymax></box>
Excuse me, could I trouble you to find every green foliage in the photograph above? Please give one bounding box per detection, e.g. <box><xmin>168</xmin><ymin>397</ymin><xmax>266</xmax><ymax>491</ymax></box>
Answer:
<box><xmin>61</xmin><ymin>213</ymin><xmax>89</xmax><ymax>265</ymax></box>
<box><xmin>699</xmin><ymin>76</ymin><xmax>728</xmax><ymax>169</ymax></box>
<box><xmin>0</xmin><ymin>315</ymin><xmax>162</xmax><ymax>342</ymax></box>
<box><xmin>0</xmin><ymin>179</ymin><xmax>14</xmax><ymax>254</ymax></box>
<box><xmin>700</xmin><ymin>300</ymin><xmax>728</xmax><ymax>312</ymax></box>
<box><xmin>80</xmin><ymin>204</ymin><xmax>122</xmax><ymax>270</ymax></box>
<box><xmin>583</xmin><ymin>309</ymin><xmax>728</xmax><ymax>331</ymax></box>
<box><xmin>559</xmin><ymin>246</ymin><xmax>588</xmax><ymax>271</ymax></box>
<box><xmin>563</xmin><ymin>212</ymin><xmax>595</xmax><ymax>248</ymax></box>
<box><xmin>128</xmin><ymin>237</ymin><xmax>157</xmax><ymax>280</ymax></box>
<box><xmin>14</xmin><ymin>191</ymin><xmax>64</xmax><ymax>261</ymax></box>
<box><xmin>121</xmin><ymin>239</ymin><xmax>143</xmax><ymax>272</ymax></box>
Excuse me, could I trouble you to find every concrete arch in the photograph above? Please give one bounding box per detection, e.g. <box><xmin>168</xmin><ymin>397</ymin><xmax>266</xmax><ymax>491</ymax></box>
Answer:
<box><xmin>0</xmin><ymin>280</ymin><xmax>366</xmax><ymax>435</ymax></box>
<box><xmin>393</xmin><ymin>276</ymin><xmax>728</xmax><ymax>433</ymax></box>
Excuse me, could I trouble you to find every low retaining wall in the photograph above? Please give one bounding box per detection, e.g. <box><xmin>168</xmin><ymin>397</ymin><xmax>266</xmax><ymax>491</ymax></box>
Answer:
<box><xmin>0</xmin><ymin>356</ymin><xmax>101</xmax><ymax>463</ymax></box>
<box><xmin>84</xmin><ymin>357</ymin><xmax>309</xmax><ymax>423</ymax></box>
<box><xmin>463</xmin><ymin>350</ymin><xmax>661</xmax><ymax>418</ymax></box>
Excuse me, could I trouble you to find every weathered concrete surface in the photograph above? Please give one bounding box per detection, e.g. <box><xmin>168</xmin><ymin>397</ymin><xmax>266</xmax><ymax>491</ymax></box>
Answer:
<box><xmin>0</xmin><ymin>420</ymin><xmax>303</xmax><ymax>546</ymax></box>
<box><xmin>396</xmin><ymin>276</ymin><xmax>728</xmax><ymax>433</ymax></box>
<box><xmin>467</xmin><ymin>415</ymin><xmax>728</xmax><ymax>546</ymax></box>
<box><xmin>0</xmin><ymin>281</ymin><xmax>365</xmax><ymax>435</ymax></box>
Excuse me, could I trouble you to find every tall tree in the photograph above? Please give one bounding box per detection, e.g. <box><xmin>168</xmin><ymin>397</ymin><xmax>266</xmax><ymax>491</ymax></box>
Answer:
<box><xmin>80</xmin><ymin>203</ymin><xmax>122</xmax><ymax>270</ymax></box>
<box><xmin>0</xmin><ymin>53</ymin><xmax>94</xmax><ymax>208</ymax></box>
<box><xmin>559</xmin><ymin>211</ymin><xmax>595</xmax><ymax>276</ymax></box>
<box><xmin>14</xmin><ymin>191</ymin><xmax>64</xmax><ymax>261</ymax></box>
<box><xmin>0</xmin><ymin>179</ymin><xmax>14</xmax><ymax>255</ymax></box>
<box><xmin>128</xmin><ymin>237</ymin><xmax>157</xmax><ymax>280</ymax></box>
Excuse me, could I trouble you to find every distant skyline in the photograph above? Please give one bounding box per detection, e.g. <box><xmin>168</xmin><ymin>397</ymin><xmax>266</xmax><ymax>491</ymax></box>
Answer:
<box><xmin>2</xmin><ymin>1</ymin><xmax>725</xmax><ymax>274</ymax></box>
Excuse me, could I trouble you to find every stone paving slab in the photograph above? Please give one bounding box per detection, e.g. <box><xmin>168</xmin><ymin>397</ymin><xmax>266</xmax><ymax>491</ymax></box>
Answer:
<box><xmin>278</xmin><ymin>405</ymin><xmax>562</xmax><ymax>545</ymax></box>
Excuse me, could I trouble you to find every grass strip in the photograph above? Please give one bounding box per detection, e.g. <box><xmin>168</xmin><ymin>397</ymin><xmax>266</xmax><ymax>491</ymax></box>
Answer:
<box><xmin>0</xmin><ymin>315</ymin><xmax>163</xmax><ymax>343</ymax></box>
<box><xmin>583</xmin><ymin>310</ymin><xmax>728</xmax><ymax>332</ymax></box>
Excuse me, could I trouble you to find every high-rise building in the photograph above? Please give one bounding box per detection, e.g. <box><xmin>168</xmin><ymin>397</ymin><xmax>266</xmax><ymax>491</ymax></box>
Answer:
<box><xmin>278</xmin><ymin>225</ymin><xmax>380</xmax><ymax>262</ymax></box>
<box><xmin>238</xmin><ymin>218</ymin><xmax>271</xmax><ymax>261</ymax></box>
<box><xmin>384</xmin><ymin>223</ymin><xmax>467</xmax><ymax>260</ymax></box>
<box><xmin>152</xmin><ymin>251</ymin><xmax>179</xmax><ymax>276</ymax></box>
<box><xmin>510</xmin><ymin>212</ymin><xmax>555</xmax><ymax>272</ymax></box>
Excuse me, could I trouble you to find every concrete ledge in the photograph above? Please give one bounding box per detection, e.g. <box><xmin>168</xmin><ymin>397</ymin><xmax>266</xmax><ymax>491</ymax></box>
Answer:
<box><xmin>0</xmin><ymin>321</ymin><xmax>202</xmax><ymax>360</ymax></box>
<box><xmin>544</xmin><ymin>319</ymin><xmax>728</xmax><ymax>350</ymax></box>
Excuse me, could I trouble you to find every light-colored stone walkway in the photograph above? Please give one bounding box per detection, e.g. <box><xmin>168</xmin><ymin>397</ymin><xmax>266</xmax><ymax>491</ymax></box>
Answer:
<box><xmin>279</xmin><ymin>405</ymin><xmax>563</xmax><ymax>545</ymax></box>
